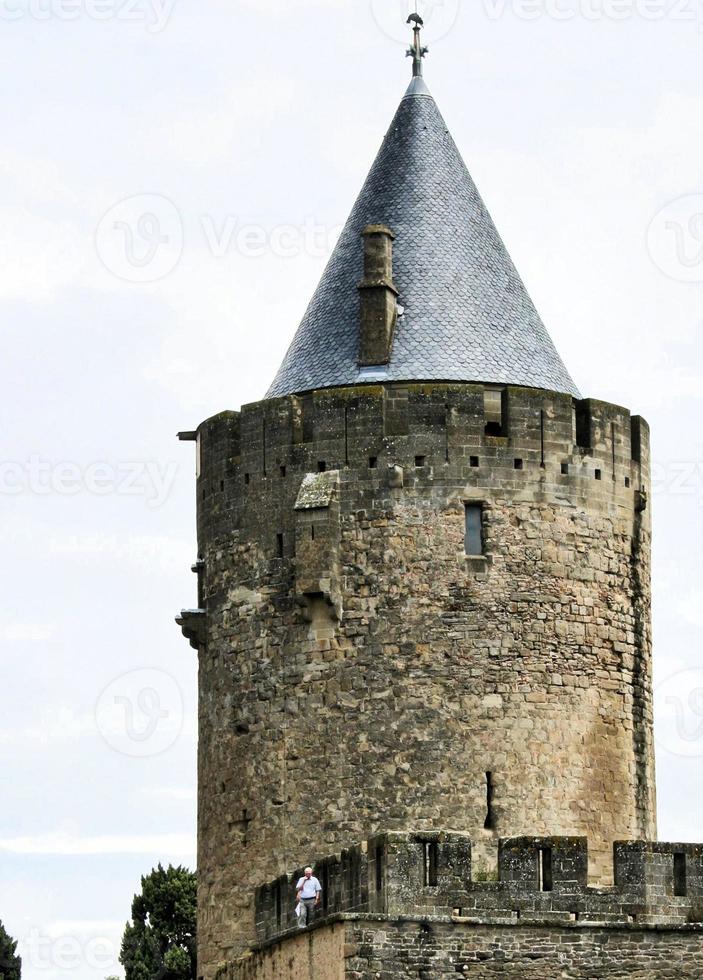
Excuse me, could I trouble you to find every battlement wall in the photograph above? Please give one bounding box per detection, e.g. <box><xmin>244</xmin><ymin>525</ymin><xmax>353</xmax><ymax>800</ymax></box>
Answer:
<box><xmin>195</xmin><ymin>384</ymin><xmax>650</xmax><ymax>549</ymax></box>
<box><xmin>255</xmin><ymin>833</ymin><xmax>703</xmax><ymax>944</ymax></box>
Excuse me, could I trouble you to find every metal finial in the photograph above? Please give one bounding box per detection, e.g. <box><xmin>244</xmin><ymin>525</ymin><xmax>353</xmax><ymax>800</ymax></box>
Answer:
<box><xmin>406</xmin><ymin>12</ymin><xmax>428</xmax><ymax>78</ymax></box>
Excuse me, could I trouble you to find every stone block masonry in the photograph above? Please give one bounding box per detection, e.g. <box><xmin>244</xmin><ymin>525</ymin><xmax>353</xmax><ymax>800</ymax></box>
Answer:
<box><xmin>254</xmin><ymin>834</ymin><xmax>703</xmax><ymax>943</ymax></box>
<box><xmin>218</xmin><ymin>833</ymin><xmax>703</xmax><ymax>980</ymax></box>
<box><xmin>185</xmin><ymin>382</ymin><xmax>656</xmax><ymax>977</ymax></box>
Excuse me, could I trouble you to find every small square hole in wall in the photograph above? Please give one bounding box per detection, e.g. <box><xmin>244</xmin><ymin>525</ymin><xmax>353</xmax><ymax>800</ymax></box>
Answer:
<box><xmin>415</xmin><ymin>456</ymin><xmax>426</xmax><ymax>468</ymax></box>
<box><xmin>318</xmin><ymin>461</ymin><xmax>327</xmax><ymax>473</ymax></box>
<box><xmin>514</xmin><ymin>459</ymin><xmax>524</xmax><ymax>470</ymax></box>
<box><xmin>244</xmin><ymin>473</ymin><xmax>250</xmax><ymax>485</ymax></box>
<box><xmin>625</xmin><ymin>477</ymin><xmax>631</xmax><ymax>488</ymax></box>
<box><xmin>595</xmin><ymin>469</ymin><xmax>602</xmax><ymax>481</ymax></box>
<box><xmin>369</xmin><ymin>456</ymin><xmax>378</xmax><ymax>469</ymax></box>
<box><xmin>470</xmin><ymin>456</ymin><xmax>480</xmax><ymax>468</ymax></box>
<box><xmin>561</xmin><ymin>463</ymin><xmax>569</xmax><ymax>475</ymax></box>
<box><xmin>280</xmin><ymin>465</ymin><xmax>287</xmax><ymax>478</ymax></box>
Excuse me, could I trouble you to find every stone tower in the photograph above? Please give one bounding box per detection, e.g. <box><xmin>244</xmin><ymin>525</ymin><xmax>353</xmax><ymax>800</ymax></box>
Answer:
<box><xmin>179</xmin><ymin>23</ymin><xmax>661</xmax><ymax>980</ymax></box>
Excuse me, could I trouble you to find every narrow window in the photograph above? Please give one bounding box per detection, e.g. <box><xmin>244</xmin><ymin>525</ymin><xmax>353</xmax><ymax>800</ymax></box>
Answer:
<box><xmin>465</xmin><ymin>504</ymin><xmax>483</xmax><ymax>557</ymax></box>
<box><xmin>484</xmin><ymin>771</ymin><xmax>496</xmax><ymax>831</ymax></box>
<box><xmin>280</xmin><ymin>465</ymin><xmax>287</xmax><ymax>478</ymax></box>
<box><xmin>311</xmin><ymin>526</ymin><xmax>315</xmax><ymax>541</ymax></box>
<box><xmin>244</xmin><ymin>473</ymin><xmax>250</xmax><ymax>485</ymax></box>
<box><xmin>375</xmin><ymin>845</ymin><xmax>385</xmax><ymax>892</ymax></box>
<box><xmin>298</xmin><ymin>393</ymin><xmax>314</xmax><ymax>443</ymax></box>
<box><xmin>220</xmin><ymin>480</ymin><xmax>225</xmax><ymax>492</ymax></box>
<box><xmin>318</xmin><ymin>461</ymin><xmax>327</xmax><ymax>473</ymax></box>
<box><xmin>484</xmin><ymin>389</ymin><xmax>507</xmax><ymax>437</ymax></box>
<box><xmin>538</xmin><ymin>847</ymin><xmax>553</xmax><ymax>893</ymax></box>
<box><xmin>445</xmin><ymin>403</ymin><xmax>451</xmax><ymax>463</ymax></box>
<box><xmin>344</xmin><ymin>406</ymin><xmax>350</xmax><ymax>467</ymax></box>
<box><xmin>514</xmin><ymin>458</ymin><xmax>524</xmax><ymax>470</ymax></box>
<box><xmin>470</xmin><ymin>456</ymin><xmax>480</xmax><ymax>468</ymax></box>
<box><xmin>276</xmin><ymin>533</ymin><xmax>284</xmax><ymax>558</ymax></box>
<box><xmin>369</xmin><ymin>456</ymin><xmax>378</xmax><ymax>469</ymax></box>
<box><xmin>674</xmin><ymin>853</ymin><xmax>687</xmax><ymax>897</ymax></box>
<box><xmin>595</xmin><ymin>469</ymin><xmax>602</xmax><ymax>481</ymax></box>
<box><xmin>561</xmin><ymin>462</ymin><xmax>569</xmax><ymax>475</ymax></box>
<box><xmin>540</xmin><ymin>409</ymin><xmax>546</xmax><ymax>469</ymax></box>
<box><xmin>423</xmin><ymin>841</ymin><xmax>439</xmax><ymax>887</ymax></box>
<box><xmin>625</xmin><ymin>477</ymin><xmax>631</xmax><ymax>488</ymax></box>
<box><xmin>574</xmin><ymin>400</ymin><xmax>591</xmax><ymax>450</ymax></box>
<box><xmin>415</xmin><ymin>455</ymin><xmax>426</xmax><ymax>468</ymax></box>
<box><xmin>348</xmin><ymin>853</ymin><xmax>359</xmax><ymax>909</ymax></box>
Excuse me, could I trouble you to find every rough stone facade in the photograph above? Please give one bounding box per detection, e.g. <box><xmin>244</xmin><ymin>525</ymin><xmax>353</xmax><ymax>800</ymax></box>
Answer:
<box><xmin>220</xmin><ymin>832</ymin><xmax>703</xmax><ymax>980</ymax></box>
<box><xmin>228</xmin><ymin>920</ymin><xmax>703</xmax><ymax>980</ymax></box>
<box><xmin>186</xmin><ymin>382</ymin><xmax>657</xmax><ymax>977</ymax></box>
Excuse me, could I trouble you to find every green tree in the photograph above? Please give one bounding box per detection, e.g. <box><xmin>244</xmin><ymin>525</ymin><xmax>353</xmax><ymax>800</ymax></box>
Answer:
<box><xmin>119</xmin><ymin>865</ymin><xmax>196</xmax><ymax>980</ymax></box>
<box><xmin>0</xmin><ymin>920</ymin><xmax>21</xmax><ymax>980</ymax></box>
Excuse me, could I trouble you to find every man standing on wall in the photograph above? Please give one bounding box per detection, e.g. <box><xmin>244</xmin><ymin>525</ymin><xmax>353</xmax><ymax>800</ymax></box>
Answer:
<box><xmin>296</xmin><ymin>867</ymin><xmax>322</xmax><ymax>928</ymax></box>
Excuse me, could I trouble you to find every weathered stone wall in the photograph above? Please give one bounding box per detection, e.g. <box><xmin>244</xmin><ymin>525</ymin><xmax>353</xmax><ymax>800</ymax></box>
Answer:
<box><xmin>223</xmin><ymin>919</ymin><xmax>703</xmax><ymax>980</ymax></box>
<box><xmin>342</xmin><ymin>919</ymin><xmax>703</xmax><ymax>979</ymax></box>
<box><xmin>226</xmin><ymin>924</ymin><xmax>345</xmax><ymax>980</ymax></box>
<box><xmin>255</xmin><ymin>834</ymin><xmax>703</xmax><ymax>945</ymax></box>
<box><xmin>191</xmin><ymin>382</ymin><xmax>655</xmax><ymax>978</ymax></box>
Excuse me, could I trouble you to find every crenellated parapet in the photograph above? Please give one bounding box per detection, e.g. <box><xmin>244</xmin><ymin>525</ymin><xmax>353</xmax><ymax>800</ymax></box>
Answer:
<box><xmin>193</xmin><ymin>383</ymin><xmax>651</xmax><ymax>579</ymax></box>
<box><xmin>254</xmin><ymin>833</ymin><xmax>703</xmax><ymax>945</ymax></box>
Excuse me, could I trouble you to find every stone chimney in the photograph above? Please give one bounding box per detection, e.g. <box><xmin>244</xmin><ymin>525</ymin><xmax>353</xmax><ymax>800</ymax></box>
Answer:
<box><xmin>358</xmin><ymin>224</ymin><xmax>399</xmax><ymax>367</ymax></box>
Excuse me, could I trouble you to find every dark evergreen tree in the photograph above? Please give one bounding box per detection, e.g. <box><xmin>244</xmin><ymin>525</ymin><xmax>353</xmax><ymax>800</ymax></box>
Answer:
<box><xmin>119</xmin><ymin>865</ymin><xmax>196</xmax><ymax>980</ymax></box>
<box><xmin>0</xmin><ymin>920</ymin><xmax>21</xmax><ymax>980</ymax></box>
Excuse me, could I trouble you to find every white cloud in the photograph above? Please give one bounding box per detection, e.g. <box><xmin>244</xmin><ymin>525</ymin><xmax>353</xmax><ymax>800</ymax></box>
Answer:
<box><xmin>0</xmin><ymin>833</ymin><xmax>196</xmax><ymax>857</ymax></box>
<box><xmin>145</xmin><ymin>77</ymin><xmax>298</xmax><ymax>168</ymax></box>
<box><xmin>141</xmin><ymin>786</ymin><xmax>195</xmax><ymax>801</ymax></box>
<box><xmin>47</xmin><ymin>533</ymin><xmax>192</xmax><ymax>573</ymax></box>
<box><xmin>2</xmin><ymin>623</ymin><xmax>56</xmax><ymax>642</ymax></box>
<box><xmin>42</xmin><ymin>920</ymin><xmax>124</xmax><ymax>940</ymax></box>
<box><xmin>235</xmin><ymin>0</ymin><xmax>352</xmax><ymax>12</ymax></box>
<box><xmin>0</xmin><ymin>707</ymin><xmax>96</xmax><ymax>746</ymax></box>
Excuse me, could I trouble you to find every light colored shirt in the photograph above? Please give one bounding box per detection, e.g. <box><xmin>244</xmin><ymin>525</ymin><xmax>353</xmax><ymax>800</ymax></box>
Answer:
<box><xmin>296</xmin><ymin>875</ymin><xmax>322</xmax><ymax>899</ymax></box>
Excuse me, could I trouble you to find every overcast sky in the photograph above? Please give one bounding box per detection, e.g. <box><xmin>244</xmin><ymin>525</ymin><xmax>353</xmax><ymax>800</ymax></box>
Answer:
<box><xmin>2</xmin><ymin>1</ymin><xmax>703</xmax><ymax>978</ymax></box>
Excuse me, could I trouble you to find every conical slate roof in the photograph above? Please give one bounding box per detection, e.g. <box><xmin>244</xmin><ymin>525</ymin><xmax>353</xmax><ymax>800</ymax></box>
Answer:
<box><xmin>266</xmin><ymin>78</ymin><xmax>579</xmax><ymax>399</ymax></box>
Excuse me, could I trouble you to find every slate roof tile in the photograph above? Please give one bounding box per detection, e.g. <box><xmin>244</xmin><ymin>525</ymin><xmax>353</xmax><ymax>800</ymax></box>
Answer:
<box><xmin>266</xmin><ymin>82</ymin><xmax>579</xmax><ymax>399</ymax></box>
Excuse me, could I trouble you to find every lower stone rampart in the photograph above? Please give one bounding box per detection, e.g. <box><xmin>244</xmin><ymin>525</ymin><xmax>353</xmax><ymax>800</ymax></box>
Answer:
<box><xmin>209</xmin><ymin>833</ymin><xmax>703</xmax><ymax>979</ymax></box>
<box><xmin>220</xmin><ymin>832</ymin><xmax>703</xmax><ymax>979</ymax></box>
<box><xmin>226</xmin><ymin>918</ymin><xmax>703</xmax><ymax>980</ymax></box>
<box><xmin>254</xmin><ymin>833</ymin><xmax>703</xmax><ymax>944</ymax></box>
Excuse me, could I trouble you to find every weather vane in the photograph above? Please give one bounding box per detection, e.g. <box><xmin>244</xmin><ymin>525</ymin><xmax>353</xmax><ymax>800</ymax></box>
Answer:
<box><xmin>406</xmin><ymin>11</ymin><xmax>428</xmax><ymax>78</ymax></box>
